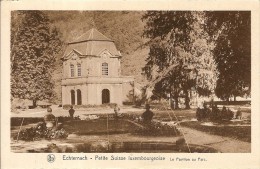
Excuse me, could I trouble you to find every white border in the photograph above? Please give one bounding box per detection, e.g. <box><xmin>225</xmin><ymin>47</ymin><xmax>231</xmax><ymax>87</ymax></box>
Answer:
<box><xmin>1</xmin><ymin>0</ymin><xmax>260</xmax><ymax>169</ymax></box>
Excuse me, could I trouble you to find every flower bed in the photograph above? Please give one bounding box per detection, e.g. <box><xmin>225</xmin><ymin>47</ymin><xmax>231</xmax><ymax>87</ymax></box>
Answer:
<box><xmin>13</xmin><ymin>122</ymin><xmax>68</xmax><ymax>141</ymax></box>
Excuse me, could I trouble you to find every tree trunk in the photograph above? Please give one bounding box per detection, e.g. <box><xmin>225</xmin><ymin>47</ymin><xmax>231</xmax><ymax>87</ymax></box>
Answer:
<box><xmin>174</xmin><ymin>96</ymin><xmax>179</xmax><ymax>109</ymax></box>
<box><xmin>226</xmin><ymin>97</ymin><xmax>230</xmax><ymax>105</ymax></box>
<box><xmin>234</xmin><ymin>96</ymin><xmax>236</xmax><ymax>101</ymax></box>
<box><xmin>184</xmin><ymin>90</ymin><xmax>190</xmax><ymax>109</ymax></box>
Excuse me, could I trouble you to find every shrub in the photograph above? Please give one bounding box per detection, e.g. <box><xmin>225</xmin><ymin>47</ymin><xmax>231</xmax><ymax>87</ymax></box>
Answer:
<box><xmin>134</xmin><ymin>122</ymin><xmax>180</xmax><ymax>136</ymax></box>
<box><xmin>123</xmin><ymin>101</ymin><xmax>134</xmax><ymax>105</ymax></box>
<box><xmin>14</xmin><ymin>123</ymin><xmax>68</xmax><ymax>141</ymax></box>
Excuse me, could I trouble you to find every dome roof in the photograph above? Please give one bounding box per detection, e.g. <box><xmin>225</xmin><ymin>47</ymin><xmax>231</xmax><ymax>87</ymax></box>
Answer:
<box><xmin>63</xmin><ymin>28</ymin><xmax>121</xmax><ymax>58</ymax></box>
<box><xmin>69</xmin><ymin>28</ymin><xmax>113</xmax><ymax>44</ymax></box>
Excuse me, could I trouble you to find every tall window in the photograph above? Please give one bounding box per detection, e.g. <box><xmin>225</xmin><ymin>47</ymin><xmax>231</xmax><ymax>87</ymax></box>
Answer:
<box><xmin>70</xmin><ymin>64</ymin><xmax>74</xmax><ymax>77</ymax></box>
<box><xmin>71</xmin><ymin>90</ymin><xmax>75</xmax><ymax>105</ymax></box>
<box><xmin>77</xmin><ymin>63</ymin><xmax>81</xmax><ymax>77</ymax></box>
<box><xmin>77</xmin><ymin>89</ymin><xmax>82</xmax><ymax>105</ymax></box>
<box><xmin>102</xmin><ymin>63</ymin><xmax>108</xmax><ymax>76</ymax></box>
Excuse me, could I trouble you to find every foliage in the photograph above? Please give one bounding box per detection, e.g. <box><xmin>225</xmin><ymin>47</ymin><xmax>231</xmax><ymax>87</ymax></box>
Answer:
<box><xmin>46</xmin><ymin>11</ymin><xmax>145</xmax><ymax>55</ymax></box>
<box><xmin>205</xmin><ymin>11</ymin><xmax>251</xmax><ymax>100</ymax></box>
<box><xmin>122</xmin><ymin>113</ymin><xmax>180</xmax><ymax>136</ymax></box>
<box><xmin>142</xmin><ymin>11</ymin><xmax>218</xmax><ymax>108</ymax></box>
<box><xmin>11</xmin><ymin>11</ymin><xmax>62</xmax><ymax>105</ymax></box>
<box><xmin>134</xmin><ymin>121</ymin><xmax>180</xmax><ymax>136</ymax></box>
<box><xmin>196</xmin><ymin>106</ymin><xmax>234</xmax><ymax>121</ymax></box>
<box><xmin>14</xmin><ymin>123</ymin><xmax>68</xmax><ymax>141</ymax></box>
<box><xmin>11</xmin><ymin>11</ymin><xmax>250</xmax><ymax>104</ymax></box>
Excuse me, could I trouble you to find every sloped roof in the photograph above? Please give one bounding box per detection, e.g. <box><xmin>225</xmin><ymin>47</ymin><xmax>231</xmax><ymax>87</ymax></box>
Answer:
<box><xmin>69</xmin><ymin>28</ymin><xmax>112</xmax><ymax>44</ymax></box>
<box><xmin>63</xmin><ymin>28</ymin><xmax>121</xmax><ymax>59</ymax></box>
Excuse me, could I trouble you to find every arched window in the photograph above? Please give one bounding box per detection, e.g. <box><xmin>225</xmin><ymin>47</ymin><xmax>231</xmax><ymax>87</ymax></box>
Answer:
<box><xmin>77</xmin><ymin>89</ymin><xmax>82</xmax><ymax>105</ymax></box>
<box><xmin>70</xmin><ymin>64</ymin><xmax>74</xmax><ymax>77</ymax></box>
<box><xmin>102</xmin><ymin>63</ymin><xmax>108</xmax><ymax>76</ymax></box>
<box><xmin>71</xmin><ymin>90</ymin><xmax>75</xmax><ymax>105</ymax></box>
<box><xmin>77</xmin><ymin>63</ymin><xmax>81</xmax><ymax>77</ymax></box>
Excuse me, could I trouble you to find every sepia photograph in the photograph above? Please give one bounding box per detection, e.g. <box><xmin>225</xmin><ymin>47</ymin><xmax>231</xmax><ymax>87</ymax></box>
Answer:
<box><xmin>9</xmin><ymin>10</ymin><xmax>252</xmax><ymax>154</ymax></box>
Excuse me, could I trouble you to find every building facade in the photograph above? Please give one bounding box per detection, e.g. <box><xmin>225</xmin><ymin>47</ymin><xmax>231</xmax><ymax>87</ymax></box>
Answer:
<box><xmin>61</xmin><ymin>28</ymin><xmax>134</xmax><ymax>106</ymax></box>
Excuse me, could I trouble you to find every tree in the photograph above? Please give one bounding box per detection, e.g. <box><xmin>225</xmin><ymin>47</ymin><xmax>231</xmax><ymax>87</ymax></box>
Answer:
<box><xmin>205</xmin><ymin>11</ymin><xmax>251</xmax><ymax>101</ymax></box>
<box><xmin>11</xmin><ymin>11</ymin><xmax>62</xmax><ymax>107</ymax></box>
<box><xmin>142</xmin><ymin>11</ymin><xmax>218</xmax><ymax>109</ymax></box>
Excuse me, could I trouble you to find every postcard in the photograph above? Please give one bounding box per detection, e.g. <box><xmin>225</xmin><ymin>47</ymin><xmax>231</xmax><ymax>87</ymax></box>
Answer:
<box><xmin>1</xmin><ymin>0</ymin><xmax>260</xmax><ymax>168</ymax></box>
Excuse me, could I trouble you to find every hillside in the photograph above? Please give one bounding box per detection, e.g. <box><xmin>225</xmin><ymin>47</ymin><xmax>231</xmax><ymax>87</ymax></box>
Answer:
<box><xmin>45</xmin><ymin>11</ymin><xmax>148</xmax><ymax>103</ymax></box>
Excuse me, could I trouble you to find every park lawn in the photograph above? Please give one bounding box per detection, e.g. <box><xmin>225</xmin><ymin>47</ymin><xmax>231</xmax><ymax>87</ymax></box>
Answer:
<box><xmin>154</xmin><ymin>109</ymin><xmax>196</xmax><ymax>120</ymax></box>
<box><xmin>127</xmin><ymin>109</ymin><xmax>196</xmax><ymax>121</ymax></box>
<box><xmin>63</xmin><ymin>119</ymin><xmax>140</xmax><ymax>135</ymax></box>
<box><xmin>180</xmin><ymin>121</ymin><xmax>251</xmax><ymax>143</ymax></box>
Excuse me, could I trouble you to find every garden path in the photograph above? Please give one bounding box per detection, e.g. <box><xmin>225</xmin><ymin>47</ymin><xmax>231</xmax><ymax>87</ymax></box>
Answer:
<box><xmin>180</xmin><ymin>126</ymin><xmax>250</xmax><ymax>153</ymax></box>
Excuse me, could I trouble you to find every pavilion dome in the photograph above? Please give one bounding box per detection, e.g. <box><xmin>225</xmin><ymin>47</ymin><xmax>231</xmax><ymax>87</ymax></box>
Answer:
<box><xmin>63</xmin><ymin>28</ymin><xmax>122</xmax><ymax>59</ymax></box>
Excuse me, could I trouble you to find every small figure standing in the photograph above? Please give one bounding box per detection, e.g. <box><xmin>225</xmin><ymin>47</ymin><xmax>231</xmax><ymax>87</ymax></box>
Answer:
<box><xmin>142</xmin><ymin>104</ymin><xmax>154</xmax><ymax>123</ymax></box>
<box><xmin>202</xmin><ymin>102</ymin><xmax>210</xmax><ymax>119</ymax></box>
<box><xmin>236</xmin><ymin>107</ymin><xmax>242</xmax><ymax>119</ymax></box>
<box><xmin>114</xmin><ymin>104</ymin><xmax>120</xmax><ymax>119</ymax></box>
<box><xmin>44</xmin><ymin>107</ymin><xmax>56</xmax><ymax>129</ymax></box>
<box><xmin>69</xmin><ymin>106</ymin><xmax>75</xmax><ymax>120</ymax></box>
<box><xmin>221</xmin><ymin>106</ymin><xmax>227</xmax><ymax>117</ymax></box>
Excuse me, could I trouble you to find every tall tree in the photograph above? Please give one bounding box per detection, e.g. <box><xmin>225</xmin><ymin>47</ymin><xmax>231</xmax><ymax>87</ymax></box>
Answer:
<box><xmin>205</xmin><ymin>11</ymin><xmax>251</xmax><ymax>101</ymax></box>
<box><xmin>142</xmin><ymin>11</ymin><xmax>218</xmax><ymax>109</ymax></box>
<box><xmin>11</xmin><ymin>11</ymin><xmax>62</xmax><ymax>106</ymax></box>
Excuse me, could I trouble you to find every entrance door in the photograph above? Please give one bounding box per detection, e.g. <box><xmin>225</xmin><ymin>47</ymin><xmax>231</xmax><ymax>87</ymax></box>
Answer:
<box><xmin>102</xmin><ymin>89</ymin><xmax>110</xmax><ymax>104</ymax></box>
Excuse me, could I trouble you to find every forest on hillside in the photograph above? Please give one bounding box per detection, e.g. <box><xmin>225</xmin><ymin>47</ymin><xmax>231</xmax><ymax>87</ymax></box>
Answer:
<box><xmin>11</xmin><ymin>11</ymin><xmax>251</xmax><ymax>107</ymax></box>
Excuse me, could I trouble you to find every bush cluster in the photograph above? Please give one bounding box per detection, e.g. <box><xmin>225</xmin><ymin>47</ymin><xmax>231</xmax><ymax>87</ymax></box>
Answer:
<box><xmin>134</xmin><ymin>122</ymin><xmax>180</xmax><ymax>136</ymax></box>
<box><xmin>14</xmin><ymin>122</ymin><xmax>68</xmax><ymax>141</ymax></box>
<box><xmin>196</xmin><ymin>106</ymin><xmax>234</xmax><ymax>121</ymax></box>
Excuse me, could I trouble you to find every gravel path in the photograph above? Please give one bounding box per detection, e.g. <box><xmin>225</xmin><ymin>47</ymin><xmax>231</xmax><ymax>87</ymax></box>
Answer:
<box><xmin>11</xmin><ymin>106</ymin><xmax>144</xmax><ymax>118</ymax></box>
<box><xmin>180</xmin><ymin>126</ymin><xmax>250</xmax><ymax>153</ymax></box>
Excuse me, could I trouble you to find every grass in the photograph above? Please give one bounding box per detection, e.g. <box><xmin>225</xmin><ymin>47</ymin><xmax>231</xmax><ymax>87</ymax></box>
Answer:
<box><xmin>126</xmin><ymin>109</ymin><xmax>196</xmax><ymax>121</ymax></box>
<box><xmin>63</xmin><ymin>119</ymin><xmax>140</xmax><ymax>135</ymax></box>
<box><xmin>137</xmin><ymin>108</ymin><xmax>251</xmax><ymax>143</ymax></box>
<box><xmin>181</xmin><ymin>121</ymin><xmax>251</xmax><ymax>142</ymax></box>
<box><xmin>11</xmin><ymin>107</ymin><xmax>251</xmax><ymax>143</ymax></box>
